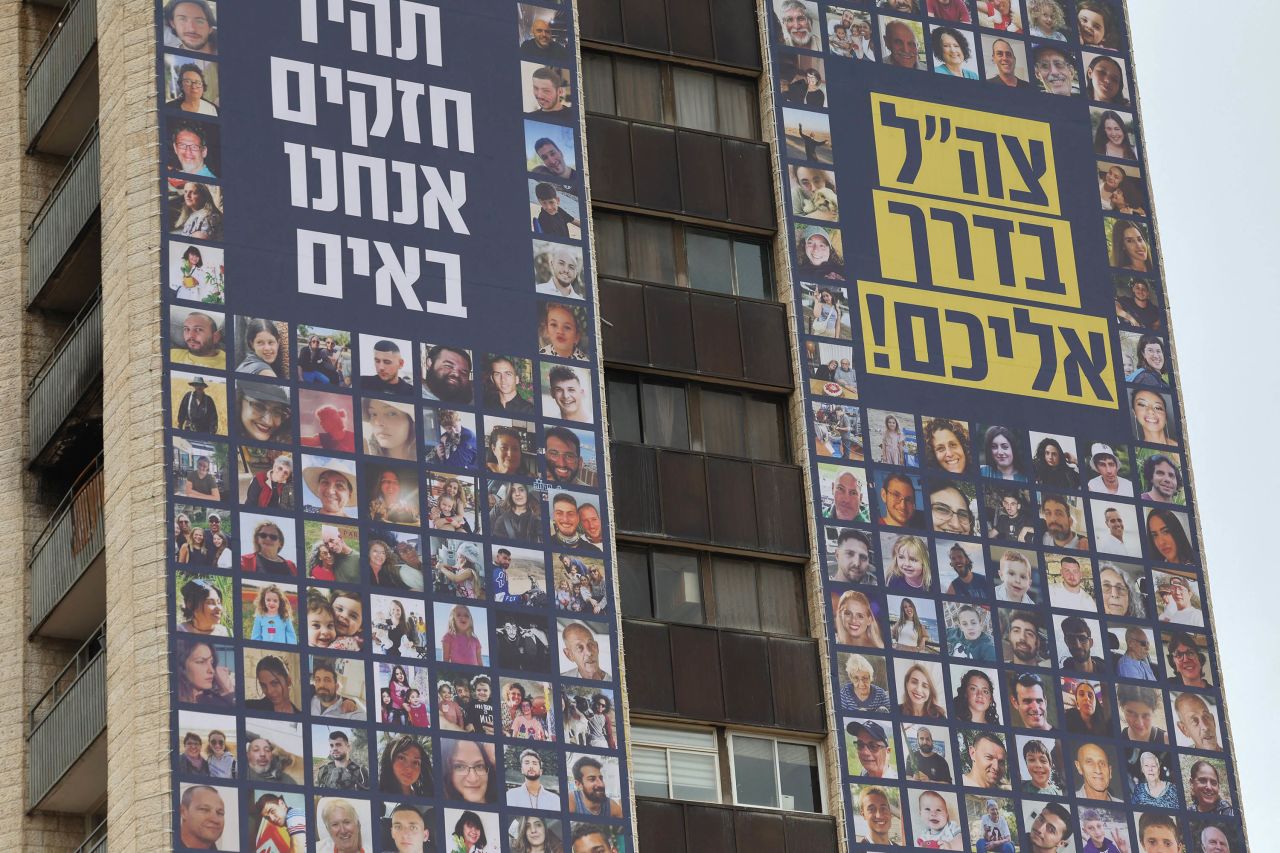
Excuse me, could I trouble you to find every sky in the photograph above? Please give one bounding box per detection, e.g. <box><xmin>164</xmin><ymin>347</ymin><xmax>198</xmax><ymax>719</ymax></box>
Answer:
<box><xmin>1128</xmin><ymin>0</ymin><xmax>1278</xmax><ymax>824</ymax></box>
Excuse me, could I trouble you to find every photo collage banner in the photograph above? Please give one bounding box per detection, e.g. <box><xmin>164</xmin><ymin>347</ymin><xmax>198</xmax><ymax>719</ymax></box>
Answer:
<box><xmin>158</xmin><ymin>1</ymin><xmax>632</xmax><ymax>851</ymax></box>
<box><xmin>766</xmin><ymin>0</ymin><xmax>1247</xmax><ymax>851</ymax></box>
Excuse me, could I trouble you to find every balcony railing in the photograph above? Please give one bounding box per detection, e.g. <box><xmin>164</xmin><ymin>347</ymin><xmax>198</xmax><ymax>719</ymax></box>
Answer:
<box><xmin>609</xmin><ymin>443</ymin><xmax>808</xmax><ymax>556</ymax></box>
<box><xmin>26</xmin><ymin>0</ymin><xmax>97</xmax><ymax>150</ymax></box>
<box><xmin>73</xmin><ymin>821</ymin><xmax>107</xmax><ymax>853</ymax></box>
<box><xmin>637</xmin><ymin>798</ymin><xmax>838</xmax><ymax>853</ymax></box>
<box><xmin>586</xmin><ymin>114</ymin><xmax>774</xmax><ymax>229</ymax></box>
<box><xmin>580</xmin><ymin>0</ymin><xmax>762</xmax><ymax>69</ymax></box>
<box><xmin>28</xmin><ymin>292</ymin><xmax>102</xmax><ymax>463</ymax></box>
<box><xmin>28</xmin><ymin>624</ymin><xmax>106</xmax><ymax>810</ymax></box>
<box><xmin>30</xmin><ymin>456</ymin><xmax>104</xmax><ymax>635</ymax></box>
<box><xmin>622</xmin><ymin>619</ymin><xmax>825</xmax><ymax>732</ymax></box>
<box><xmin>27</xmin><ymin>125</ymin><xmax>100</xmax><ymax>308</ymax></box>
<box><xmin>600</xmin><ymin>278</ymin><xmax>793</xmax><ymax>388</ymax></box>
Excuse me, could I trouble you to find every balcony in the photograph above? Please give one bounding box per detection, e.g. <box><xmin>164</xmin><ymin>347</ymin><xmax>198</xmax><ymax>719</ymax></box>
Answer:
<box><xmin>637</xmin><ymin>799</ymin><xmax>838</xmax><ymax>853</ymax></box>
<box><xmin>26</xmin><ymin>0</ymin><xmax>99</xmax><ymax>155</ymax></box>
<box><xmin>74</xmin><ymin>822</ymin><xmax>107</xmax><ymax>853</ymax></box>
<box><xmin>609</xmin><ymin>444</ymin><xmax>808</xmax><ymax>556</ymax></box>
<box><xmin>28</xmin><ymin>625</ymin><xmax>107</xmax><ymax>812</ymax></box>
<box><xmin>600</xmin><ymin>279</ymin><xmax>792</xmax><ymax>388</ymax></box>
<box><xmin>30</xmin><ymin>457</ymin><xmax>105</xmax><ymax>639</ymax></box>
<box><xmin>27</xmin><ymin>126</ymin><xmax>101</xmax><ymax>311</ymax></box>
<box><xmin>580</xmin><ymin>0</ymin><xmax>761</xmax><ymax>69</ymax></box>
<box><xmin>28</xmin><ymin>294</ymin><xmax>103</xmax><ymax>467</ymax></box>
<box><xmin>586</xmin><ymin>114</ymin><xmax>774</xmax><ymax>229</ymax></box>
<box><xmin>622</xmin><ymin>619</ymin><xmax>825</xmax><ymax>732</ymax></box>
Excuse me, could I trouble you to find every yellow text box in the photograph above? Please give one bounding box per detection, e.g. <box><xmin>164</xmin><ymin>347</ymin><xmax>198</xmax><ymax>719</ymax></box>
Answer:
<box><xmin>872</xmin><ymin>93</ymin><xmax>1060</xmax><ymax>216</ymax></box>
<box><xmin>858</xmin><ymin>280</ymin><xmax>1117</xmax><ymax>409</ymax></box>
<box><xmin>874</xmin><ymin>189</ymin><xmax>1080</xmax><ymax>308</ymax></box>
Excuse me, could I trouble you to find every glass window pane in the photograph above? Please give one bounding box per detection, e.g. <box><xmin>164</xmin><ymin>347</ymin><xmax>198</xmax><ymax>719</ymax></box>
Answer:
<box><xmin>626</xmin><ymin>216</ymin><xmax>677</xmax><ymax>285</ymax></box>
<box><xmin>756</xmin><ymin>563</ymin><xmax>805</xmax><ymax>635</ymax></box>
<box><xmin>651</xmin><ymin>550</ymin><xmax>704</xmax><ymax>624</ymax></box>
<box><xmin>673</xmin><ymin>67</ymin><xmax>719</xmax><ymax>133</ymax></box>
<box><xmin>640</xmin><ymin>381</ymin><xmax>690</xmax><ymax>449</ymax></box>
<box><xmin>633</xmin><ymin>746</ymin><xmax>671</xmax><ymax>799</ymax></box>
<box><xmin>700</xmin><ymin>389</ymin><xmax>746</xmax><ymax>458</ymax></box>
<box><xmin>613</xmin><ymin>56</ymin><xmax>663</xmax><ymax>123</ymax></box>
<box><xmin>777</xmin><ymin>742</ymin><xmax>822</xmax><ymax>813</ymax></box>
<box><xmin>594</xmin><ymin>213</ymin><xmax>627</xmax><ymax>278</ymax></box>
<box><xmin>744</xmin><ymin>396</ymin><xmax>785</xmax><ymax>462</ymax></box>
<box><xmin>732</xmin><ymin>736</ymin><xmax>779</xmax><ymax>808</ymax></box>
<box><xmin>582</xmin><ymin>52</ymin><xmax>616</xmax><ymax>115</ymax></box>
<box><xmin>732</xmin><ymin>239</ymin><xmax>770</xmax><ymax>299</ymax></box>
<box><xmin>685</xmin><ymin>230</ymin><xmax>735</xmax><ymax>295</ymax></box>
<box><xmin>711</xmin><ymin>556</ymin><xmax>760</xmax><ymax>631</ymax></box>
<box><xmin>717</xmin><ymin>76</ymin><xmax>759</xmax><ymax>139</ymax></box>
<box><xmin>618</xmin><ymin>547</ymin><xmax>653</xmax><ymax>619</ymax></box>
<box><xmin>632</xmin><ymin>725</ymin><xmax>717</xmax><ymax>751</ymax></box>
<box><xmin>670</xmin><ymin>751</ymin><xmax>720</xmax><ymax>803</ymax></box>
<box><xmin>606</xmin><ymin>375</ymin><xmax>642</xmax><ymax>443</ymax></box>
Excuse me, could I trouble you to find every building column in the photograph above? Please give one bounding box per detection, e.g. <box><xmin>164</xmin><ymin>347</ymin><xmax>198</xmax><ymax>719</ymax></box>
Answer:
<box><xmin>98</xmin><ymin>0</ymin><xmax>170</xmax><ymax>850</ymax></box>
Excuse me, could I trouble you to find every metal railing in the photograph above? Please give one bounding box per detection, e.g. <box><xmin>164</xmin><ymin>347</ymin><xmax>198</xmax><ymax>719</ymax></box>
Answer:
<box><xmin>27</xmin><ymin>623</ymin><xmax>106</xmax><ymax>809</ymax></box>
<box><xmin>73</xmin><ymin>821</ymin><xmax>107</xmax><ymax>853</ymax></box>
<box><xmin>25</xmin><ymin>0</ymin><xmax>96</xmax><ymax>146</ymax></box>
<box><xmin>29</xmin><ymin>455</ymin><xmax>104</xmax><ymax>632</ymax></box>
<box><xmin>27</xmin><ymin>125</ymin><xmax>100</xmax><ymax>306</ymax></box>
<box><xmin>27</xmin><ymin>292</ymin><xmax>102</xmax><ymax>461</ymax></box>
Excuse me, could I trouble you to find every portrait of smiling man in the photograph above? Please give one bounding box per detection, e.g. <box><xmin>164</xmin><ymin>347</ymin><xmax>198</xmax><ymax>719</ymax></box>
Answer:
<box><xmin>164</xmin><ymin>0</ymin><xmax>217</xmax><ymax>53</ymax></box>
<box><xmin>985</xmin><ymin>36</ymin><xmax>1032</xmax><ymax>87</ymax></box>
<box><xmin>1033</xmin><ymin>43</ymin><xmax>1078</xmax><ymax>95</ymax></box>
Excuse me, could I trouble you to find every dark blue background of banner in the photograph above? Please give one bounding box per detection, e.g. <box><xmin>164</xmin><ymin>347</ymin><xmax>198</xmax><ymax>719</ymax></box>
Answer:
<box><xmin>824</xmin><ymin>60</ymin><xmax>1131</xmax><ymax>433</ymax></box>
<box><xmin>214</xmin><ymin>2</ymin><xmax>549</xmax><ymax>349</ymax></box>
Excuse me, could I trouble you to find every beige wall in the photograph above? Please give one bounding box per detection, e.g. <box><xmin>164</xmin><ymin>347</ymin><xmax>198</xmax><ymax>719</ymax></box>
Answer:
<box><xmin>98</xmin><ymin>0</ymin><xmax>170</xmax><ymax>850</ymax></box>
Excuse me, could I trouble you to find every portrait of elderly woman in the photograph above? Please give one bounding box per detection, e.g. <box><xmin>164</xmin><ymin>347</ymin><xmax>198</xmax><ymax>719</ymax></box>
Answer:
<box><xmin>316</xmin><ymin>797</ymin><xmax>374</xmax><ymax>853</ymax></box>
<box><xmin>239</xmin><ymin>515</ymin><xmax>298</xmax><ymax>576</ymax></box>
<box><xmin>169</xmin><ymin>180</ymin><xmax>223</xmax><ymax>240</ymax></box>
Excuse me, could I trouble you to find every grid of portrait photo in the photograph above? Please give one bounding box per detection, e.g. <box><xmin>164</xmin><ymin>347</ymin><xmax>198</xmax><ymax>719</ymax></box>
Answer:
<box><xmin>773</xmin><ymin>0</ymin><xmax>1246</xmax><ymax>851</ymax></box>
<box><xmin>160</xmin><ymin>2</ymin><xmax>629</xmax><ymax>852</ymax></box>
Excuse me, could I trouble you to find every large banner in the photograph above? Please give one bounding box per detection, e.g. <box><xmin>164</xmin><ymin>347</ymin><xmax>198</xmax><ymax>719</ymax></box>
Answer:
<box><xmin>766</xmin><ymin>1</ymin><xmax>1247</xmax><ymax>850</ymax></box>
<box><xmin>158</xmin><ymin>2</ymin><xmax>631</xmax><ymax>851</ymax></box>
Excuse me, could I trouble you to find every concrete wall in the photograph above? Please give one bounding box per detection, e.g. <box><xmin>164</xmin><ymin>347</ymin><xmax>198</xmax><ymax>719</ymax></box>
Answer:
<box><xmin>98</xmin><ymin>0</ymin><xmax>170</xmax><ymax>850</ymax></box>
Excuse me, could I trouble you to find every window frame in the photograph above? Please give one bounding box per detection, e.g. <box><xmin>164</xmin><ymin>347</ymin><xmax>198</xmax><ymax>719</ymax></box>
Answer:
<box><xmin>630</xmin><ymin>722</ymin><xmax>723</xmax><ymax>805</ymax></box>
<box><xmin>582</xmin><ymin>49</ymin><xmax>761</xmax><ymax>142</ymax></box>
<box><xmin>605</xmin><ymin>371</ymin><xmax>789</xmax><ymax>462</ymax></box>
<box><xmin>725</xmin><ymin>731</ymin><xmax>827</xmax><ymax>815</ymax></box>
<box><xmin>619</xmin><ymin>543</ymin><xmax>809</xmax><ymax>636</ymax></box>
<box><xmin>631</xmin><ymin>723</ymin><xmax>829</xmax><ymax>816</ymax></box>
<box><xmin>594</xmin><ymin>211</ymin><xmax>775</xmax><ymax>300</ymax></box>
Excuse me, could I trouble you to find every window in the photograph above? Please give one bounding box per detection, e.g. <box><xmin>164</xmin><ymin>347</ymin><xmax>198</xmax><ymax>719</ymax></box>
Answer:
<box><xmin>604</xmin><ymin>376</ymin><xmax>642</xmax><ymax>444</ymax></box>
<box><xmin>595</xmin><ymin>212</ymin><xmax>772</xmax><ymax>299</ymax></box>
<box><xmin>730</xmin><ymin>734</ymin><xmax>822</xmax><ymax>813</ymax></box>
<box><xmin>619</xmin><ymin>545</ymin><xmax>806</xmax><ymax>635</ymax></box>
<box><xmin>672</xmin><ymin>67</ymin><xmax>717</xmax><ymax>132</ymax></box>
<box><xmin>605</xmin><ymin>372</ymin><xmax>787</xmax><ymax>461</ymax></box>
<box><xmin>710</xmin><ymin>556</ymin><xmax>806</xmax><ymax>635</ymax></box>
<box><xmin>583</xmin><ymin>52</ymin><xmax>760</xmax><ymax>140</ymax></box>
<box><xmin>632</xmin><ymin>725</ymin><xmax>720</xmax><ymax>803</ymax></box>
<box><xmin>641</xmin><ymin>380</ymin><xmax>690</xmax><ymax>450</ymax></box>
<box><xmin>633</xmin><ymin>725</ymin><xmax>825</xmax><ymax>815</ymax></box>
